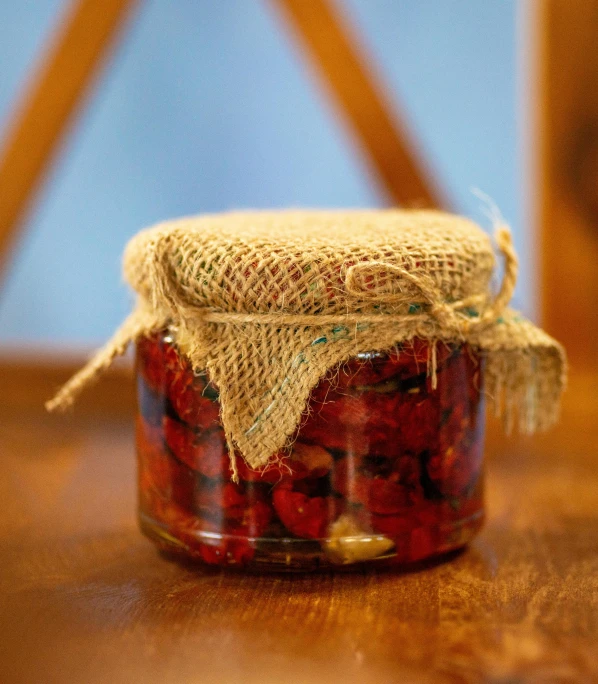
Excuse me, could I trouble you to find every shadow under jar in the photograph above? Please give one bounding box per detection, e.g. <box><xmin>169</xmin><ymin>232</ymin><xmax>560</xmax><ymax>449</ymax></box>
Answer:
<box><xmin>136</xmin><ymin>331</ymin><xmax>485</xmax><ymax>571</ymax></box>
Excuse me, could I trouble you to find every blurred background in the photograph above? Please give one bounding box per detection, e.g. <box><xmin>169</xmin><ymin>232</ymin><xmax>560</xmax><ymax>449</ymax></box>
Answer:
<box><xmin>0</xmin><ymin>0</ymin><xmax>527</xmax><ymax>348</ymax></box>
<box><xmin>0</xmin><ymin>0</ymin><xmax>596</xmax><ymax>392</ymax></box>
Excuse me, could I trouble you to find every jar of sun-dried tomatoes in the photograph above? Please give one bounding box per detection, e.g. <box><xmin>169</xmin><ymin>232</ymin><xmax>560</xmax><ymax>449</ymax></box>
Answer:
<box><xmin>48</xmin><ymin>210</ymin><xmax>565</xmax><ymax>571</ymax></box>
<box><xmin>136</xmin><ymin>331</ymin><xmax>486</xmax><ymax>569</ymax></box>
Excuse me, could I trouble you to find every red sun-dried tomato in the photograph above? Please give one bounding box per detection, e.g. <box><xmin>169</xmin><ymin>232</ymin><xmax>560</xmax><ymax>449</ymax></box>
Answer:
<box><xmin>330</xmin><ymin>355</ymin><xmax>405</xmax><ymax>390</ymax></box>
<box><xmin>370</xmin><ymin>508</ymin><xmax>442</xmax><ymax>563</ymax></box>
<box><xmin>137</xmin><ymin>332</ymin><xmax>184</xmax><ymax>395</ymax></box>
<box><xmin>370</xmin><ymin>511</ymin><xmax>414</xmax><ymax>538</ymax></box>
<box><xmin>136</xmin><ymin>417</ymin><xmax>196</xmax><ymax>512</ymax></box>
<box><xmin>332</xmin><ymin>454</ymin><xmax>423</xmax><ymax>514</ymax></box>
<box><xmin>272</xmin><ymin>481</ymin><xmax>337</xmax><ymax>539</ymax></box>
<box><xmin>396</xmin><ymin>392</ymin><xmax>440</xmax><ymax>456</ymax></box>
<box><xmin>193</xmin><ymin>477</ymin><xmax>273</xmax><ymax>530</ymax></box>
<box><xmin>163</xmin><ymin>416</ymin><xmax>229</xmax><ymax>479</ymax></box>
<box><xmin>301</xmin><ymin>390</ymin><xmax>404</xmax><ymax>457</ymax></box>
<box><xmin>139</xmin><ymin>333</ymin><xmax>222</xmax><ymax>429</ymax></box>
<box><xmin>409</xmin><ymin>526</ymin><xmax>438</xmax><ymax>563</ymax></box>
<box><xmin>147</xmin><ymin>502</ymin><xmax>258</xmax><ymax>565</ymax></box>
<box><xmin>195</xmin><ymin>480</ymin><xmax>249</xmax><ymax>512</ymax></box>
<box><xmin>425</xmin><ymin>439</ymin><xmax>484</xmax><ymax>499</ymax></box>
<box><xmin>199</xmin><ymin>537</ymin><xmax>255</xmax><ymax>566</ymax></box>
<box><xmin>168</xmin><ymin>370</ymin><xmax>221</xmax><ymax>429</ymax></box>
<box><xmin>227</xmin><ymin>500</ymin><xmax>273</xmax><ymax>536</ymax></box>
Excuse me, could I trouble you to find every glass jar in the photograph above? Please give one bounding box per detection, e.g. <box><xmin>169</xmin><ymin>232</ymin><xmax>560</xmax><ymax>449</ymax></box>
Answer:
<box><xmin>135</xmin><ymin>331</ymin><xmax>485</xmax><ymax>570</ymax></box>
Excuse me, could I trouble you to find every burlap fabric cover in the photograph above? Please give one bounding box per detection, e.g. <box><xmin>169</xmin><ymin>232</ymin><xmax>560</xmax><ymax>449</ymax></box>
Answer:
<box><xmin>48</xmin><ymin>210</ymin><xmax>566</xmax><ymax>476</ymax></box>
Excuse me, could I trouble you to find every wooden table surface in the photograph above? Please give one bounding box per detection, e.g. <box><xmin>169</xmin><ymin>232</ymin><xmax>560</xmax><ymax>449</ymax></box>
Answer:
<box><xmin>1</xmin><ymin>387</ymin><xmax>597</xmax><ymax>684</ymax></box>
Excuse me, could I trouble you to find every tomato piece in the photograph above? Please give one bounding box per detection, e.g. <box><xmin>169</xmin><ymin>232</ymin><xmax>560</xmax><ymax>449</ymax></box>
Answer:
<box><xmin>199</xmin><ymin>538</ymin><xmax>255</xmax><ymax>566</ymax></box>
<box><xmin>424</xmin><ymin>438</ymin><xmax>484</xmax><ymax>499</ymax></box>
<box><xmin>396</xmin><ymin>393</ymin><xmax>440</xmax><ymax>456</ymax></box>
<box><xmin>168</xmin><ymin>372</ymin><xmax>221</xmax><ymax>429</ymax></box>
<box><xmin>137</xmin><ymin>332</ymin><xmax>184</xmax><ymax>394</ymax></box>
<box><xmin>136</xmin><ymin>417</ymin><xmax>196</xmax><ymax>511</ymax></box>
<box><xmin>272</xmin><ymin>482</ymin><xmax>336</xmax><ymax>539</ymax></box>
<box><xmin>332</xmin><ymin>454</ymin><xmax>422</xmax><ymax>514</ymax></box>
<box><xmin>163</xmin><ymin>416</ymin><xmax>229</xmax><ymax>479</ymax></box>
<box><xmin>195</xmin><ymin>481</ymin><xmax>249</xmax><ymax>512</ymax></box>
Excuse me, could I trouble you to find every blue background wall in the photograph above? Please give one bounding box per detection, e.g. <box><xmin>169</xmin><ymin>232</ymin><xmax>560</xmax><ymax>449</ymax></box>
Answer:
<box><xmin>0</xmin><ymin>0</ymin><xmax>527</xmax><ymax>347</ymax></box>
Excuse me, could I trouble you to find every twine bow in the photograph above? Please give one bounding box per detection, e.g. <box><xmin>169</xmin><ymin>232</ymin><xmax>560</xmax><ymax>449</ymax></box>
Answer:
<box><xmin>343</xmin><ymin>225</ymin><xmax>517</xmax><ymax>333</ymax></box>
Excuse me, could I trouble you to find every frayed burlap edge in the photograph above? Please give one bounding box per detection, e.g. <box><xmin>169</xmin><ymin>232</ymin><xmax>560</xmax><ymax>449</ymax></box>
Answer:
<box><xmin>470</xmin><ymin>312</ymin><xmax>567</xmax><ymax>434</ymax></box>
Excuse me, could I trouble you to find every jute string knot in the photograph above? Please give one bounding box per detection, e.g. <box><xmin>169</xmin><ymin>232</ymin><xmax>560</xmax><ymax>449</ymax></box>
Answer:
<box><xmin>345</xmin><ymin>225</ymin><xmax>517</xmax><ymax>330</ymax></box>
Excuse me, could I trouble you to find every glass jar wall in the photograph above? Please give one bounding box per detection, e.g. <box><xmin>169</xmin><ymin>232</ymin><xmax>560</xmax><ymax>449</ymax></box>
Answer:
<box><xmin>136</xmin><ymin>331</ymin><xmax>485</xmax><ymax>570</ymax></box>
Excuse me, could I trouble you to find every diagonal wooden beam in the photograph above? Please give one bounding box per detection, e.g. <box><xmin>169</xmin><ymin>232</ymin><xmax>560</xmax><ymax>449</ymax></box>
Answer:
<box><xmin>272</xmin><ymin>0</ymin><xmax>445</xmax><ymax>209</ymax></box>
<box><xmin>0</xmin><ymin>0</ymin><xmax>139</xmax><ymax>286</ymax></box>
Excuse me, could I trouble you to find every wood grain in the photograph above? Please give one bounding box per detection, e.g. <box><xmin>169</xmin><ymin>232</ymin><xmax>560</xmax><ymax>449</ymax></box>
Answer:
<box><xmin>537</xmin><ymin>0</ymin><xmax>598</xmax><ymax>371</ymax></box>
<box><xmin>272</xmin><ymin>0</ymin><xmax>445</xmax><ymax>209</ymax></box>
<box><xmin>0</xmin><ymin>0</ymin><xmax>138</xmax><ymax>282</ymax></box>
<box><xmin>0</xmin><ymin>382</ymin><xmax>596</xmax><ymax>683</ymax></box>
